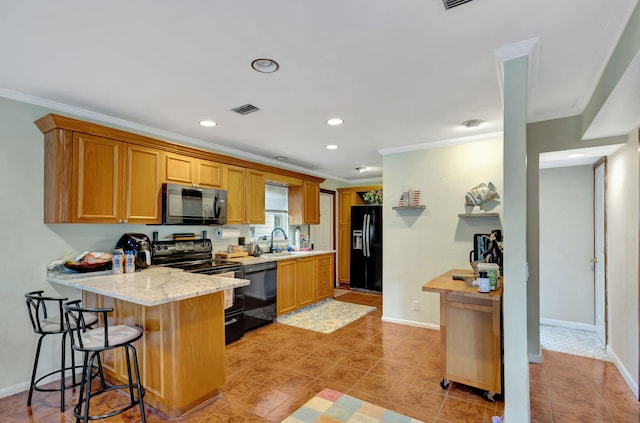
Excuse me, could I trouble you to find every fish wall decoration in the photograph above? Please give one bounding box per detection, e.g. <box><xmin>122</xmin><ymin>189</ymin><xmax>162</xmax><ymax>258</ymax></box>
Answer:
<box><xmin>465</xmin><ymin>182</ymin><xmax>498</xmax><ymax>206</ymax></box>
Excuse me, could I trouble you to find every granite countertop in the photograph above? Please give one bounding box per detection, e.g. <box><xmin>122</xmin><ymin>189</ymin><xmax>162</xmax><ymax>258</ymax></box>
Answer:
<box><xmin>227</xmin><ymin>250</ymin><xmax>335</xmax><ymax>265</ymax></box>
<box><xmin>47</xmin><ymin>267</ymin><xmax>250</xmax><ymax>307</ymax></box>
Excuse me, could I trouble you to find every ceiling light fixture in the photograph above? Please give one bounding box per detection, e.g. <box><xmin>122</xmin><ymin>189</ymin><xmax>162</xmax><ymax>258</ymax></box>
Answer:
<box><xmin>326</xmin><ymin>144</ymin><xmax>338</xmax><ymax>150</ymax></box>
<box><xmin>460</xmin><ymin>119</ymin><xmax>484</xmax><ymax>128</ymax></box>
<box><xmin>568</xmin><ymin>153</ymin><xmax>585</xmax><ymax>158</ymax></box>
<box><xmin>199</xmin><ymin>120</ymin><xmax>217</xmax><ymax>127</ymax></box>
<box><xmin>355</xmin><ymin>167</ymin><xmax>367</xmax><ymax>173</ymax></box>
<box><xmin>327</xmin><ymin>118</ymin><xmax>344</xmax><ymax>126</ymax></box>
<box><xmin>251</xmin><ymin>58</ymin><xmax>279</xmax><ymax>73</ymax></box>
<box><xmin>274</xmin><ymin>155</ymin><xmax>288</xmax><ymax>161</ymax></box>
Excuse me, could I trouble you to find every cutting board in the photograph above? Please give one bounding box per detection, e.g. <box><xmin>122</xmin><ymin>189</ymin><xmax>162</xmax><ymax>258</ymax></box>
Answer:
<box><xmin>215</xmin><ymin>251</ymin><xmax>249</xmax><ymax>258</ymax></box>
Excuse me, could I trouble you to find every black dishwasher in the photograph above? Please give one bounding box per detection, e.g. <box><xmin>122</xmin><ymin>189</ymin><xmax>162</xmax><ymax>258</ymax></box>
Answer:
<box><xmin>242</xmin><ymin>262</ymin><xmax>277</xmax><ymax>332</ymax></box>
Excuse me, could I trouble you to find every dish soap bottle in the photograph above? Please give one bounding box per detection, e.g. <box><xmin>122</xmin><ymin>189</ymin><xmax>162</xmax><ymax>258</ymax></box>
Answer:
<box><xmin>294</xmin><ymin>226</ymin><xmax>301</xmax><ymax>251</ymax></box>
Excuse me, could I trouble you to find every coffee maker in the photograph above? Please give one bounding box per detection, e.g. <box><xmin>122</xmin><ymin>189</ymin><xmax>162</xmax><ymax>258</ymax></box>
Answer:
<box><xmin>115</xmin><ymin>233</ymin><xmax>151</xmax><ymax>270</ymax></box>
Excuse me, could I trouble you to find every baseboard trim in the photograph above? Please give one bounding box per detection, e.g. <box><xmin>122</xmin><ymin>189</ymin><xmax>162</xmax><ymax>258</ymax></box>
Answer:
<box><xmin>607</xmin><ymin>346</ymin><xmax>639</xmax><ymax>398</ymax></box>
<box><xmin>528</xmin><ymin>352</ymin><xmax>543</xmax><ymax>363</ymax></box>
<box><xmin>381</xmin><ymin>315</ymin><xmax>440</xmax><ymax>330</ymax></box>
<box><xmin>540</xmin><ymin>318</ymin><xmax>596</xmax><ymax>332</ymax></box>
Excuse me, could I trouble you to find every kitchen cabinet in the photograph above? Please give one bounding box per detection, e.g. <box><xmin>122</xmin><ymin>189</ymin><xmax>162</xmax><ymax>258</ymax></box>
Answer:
<box><xmin>245</xmin><ymin>168</ymin><xmax>266</xmax><ymax>224</ymax></box>
<box><xmin>44</xmin><ymin>131</ymin><xmax>162</xmax><ymax>224</ymax></box>
<box><xmin>222</xmin><ymin>165</ymin><xmax>265</xmax><ymax>224</ymax></box>
<box><xmin>276</xmin><ymin>253</ymin><xmax>334</xmax><ymax>315</ymax></box>
<box><xmin>289</xmin><ymin>180</ymin><xmax>320</xmax><ymax>225</ymax></box>
<box><xmin>422</xmin><ymin>269</ymin><xmax>503</xmax><ymax>399</ymax></box>
<box><xmin>276</xmin><ymin>259</ymin><xmax>298</xmax><ymax>315</ymax></box>
<box><xmin>165</xmin><ymin>152</ymin><xmax>223</xmax><ymax>188</ymax></box>
<box><xmin>316</xmin><ymin>254</ymin><xmax>334</xmax><ymax>301</ymax></box>
<box><xmin>82</xmin><ymin>290</ymin><xmax>226</xmax><ymax>418</ymax></box>
<box><xmin>223</xmin><ymin>164</ymin><xmax>246</xmax><ymax>224</ymax></box>
<box><xmin>36</xmin><ymin>114</ymin><xmax>322</xmax><ymax>224</ymax></box>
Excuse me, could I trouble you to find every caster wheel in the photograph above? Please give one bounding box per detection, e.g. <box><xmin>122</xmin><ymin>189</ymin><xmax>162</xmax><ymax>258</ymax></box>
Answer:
<box><xmin>483</xmin><ymin>391</ymin><xmax>496</xmax><ymax>402</ymax></box>
<box><xmin>440</xmin><ymin>379</ymin><xmax>450</xmax><ymax>389</ymax></box>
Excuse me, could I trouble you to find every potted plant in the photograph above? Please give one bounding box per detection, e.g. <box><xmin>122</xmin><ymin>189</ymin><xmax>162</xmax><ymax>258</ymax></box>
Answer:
<box><xmin>363</xmin><ymin>189</ymin><xmax>383</xmax><ymax>205</ymax></box>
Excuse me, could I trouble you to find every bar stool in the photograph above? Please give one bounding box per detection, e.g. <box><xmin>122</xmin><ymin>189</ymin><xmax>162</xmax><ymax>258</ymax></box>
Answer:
<box><xmin>25</xmin><ymin>291</ymin><xmax>99</xmax><ymax>412</ymax></box>
<box><xmin>63</xmin><ymin>303</ymin><xmax>146</xmax><ymax>423</ymax></box>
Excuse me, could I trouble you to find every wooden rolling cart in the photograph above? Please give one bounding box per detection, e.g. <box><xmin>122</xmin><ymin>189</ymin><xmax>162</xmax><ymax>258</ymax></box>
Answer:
<box><xmin>422</xmin><ymin>269</ymin><xmax>503</xmax><ymax>401</ymax></box>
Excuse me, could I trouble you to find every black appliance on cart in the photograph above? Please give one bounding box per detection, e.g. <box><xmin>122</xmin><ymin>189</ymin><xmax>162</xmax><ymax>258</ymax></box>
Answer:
<box><xmin>151</xmin><ymin>238</ymin><xmax>245</xmax><ymax>344</ymax></box>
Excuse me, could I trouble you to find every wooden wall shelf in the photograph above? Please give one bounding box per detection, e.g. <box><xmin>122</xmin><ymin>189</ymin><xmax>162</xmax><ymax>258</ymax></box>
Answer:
<box><xmin>392</xmin><ymin>205</ymin><xmax>426</xmax><ymax>210</ymax></box>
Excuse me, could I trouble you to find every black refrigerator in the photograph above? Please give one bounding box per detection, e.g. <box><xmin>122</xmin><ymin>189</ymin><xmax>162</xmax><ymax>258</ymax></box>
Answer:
<box><xmin>350</xmin><ymin>205</ymin><xmax>382</xmax><ymax>292</ymax></box>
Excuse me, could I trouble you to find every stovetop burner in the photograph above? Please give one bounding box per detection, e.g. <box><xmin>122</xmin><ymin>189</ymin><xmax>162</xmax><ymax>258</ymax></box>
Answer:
<box><xmin>151</xmin><ymin>238</ymin><xmax>242</xmax><ymax>273</ymax></box>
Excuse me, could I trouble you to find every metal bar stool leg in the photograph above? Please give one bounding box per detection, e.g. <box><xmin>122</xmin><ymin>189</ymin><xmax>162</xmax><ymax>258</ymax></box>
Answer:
<box><xmin>129</xmin><ymin>344</ymin><xmax>146</xmax><ymax>423</ymax></box>
<box><xmin>27</xmin><ymin>334</ymin><xmax>45</xmax><ymax>407</ymax></box>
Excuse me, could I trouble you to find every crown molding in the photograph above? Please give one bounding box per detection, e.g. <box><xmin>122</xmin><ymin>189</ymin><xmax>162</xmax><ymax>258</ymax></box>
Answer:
<box><xmin>377</xmin><ymin>131</ymin><xmax>503</xmax><ymax>155</ymax></box>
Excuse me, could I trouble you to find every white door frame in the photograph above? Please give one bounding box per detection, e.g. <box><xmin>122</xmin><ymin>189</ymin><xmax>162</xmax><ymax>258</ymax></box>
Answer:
<box><xmin>594</xmin><ymin>158</ymin><xmax>607</xmax><ymax>346</ymax></box>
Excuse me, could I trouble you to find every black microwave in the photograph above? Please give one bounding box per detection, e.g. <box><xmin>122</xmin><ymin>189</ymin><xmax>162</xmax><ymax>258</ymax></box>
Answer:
<box><xmin>162</xmin><ymin>183</ymin><xmax>227</xmax><ymax>225</ymax></box>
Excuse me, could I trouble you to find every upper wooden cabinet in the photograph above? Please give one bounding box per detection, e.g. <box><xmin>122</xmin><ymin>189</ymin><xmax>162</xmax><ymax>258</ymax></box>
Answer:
<box><xmin>165</xmin><ymin>152</ymin><xmax>223</xmax><ymax>188</ymax></box>
<box><xmin>222</xmin><ymin>164</ymin><xmax>246</xmax><ymax>224</ymax></box>
<box><xmin>244</xmin><ymin>169</ymin><xmax>265</xmax><ymax>224</ymax></box>
<box><xmin>35</xmin><ymin>114</ymin><xmax>323</xmax><ymax>224</ymax></box>
<box><xmin>44</xmin><ymin>131</ymin><xmax>163</xmax><ymax>224</ymax></box>
<box><xmin>289</xmin><ymin>180</ymin><xmax>320</xmax><ymax>225</ymax></box>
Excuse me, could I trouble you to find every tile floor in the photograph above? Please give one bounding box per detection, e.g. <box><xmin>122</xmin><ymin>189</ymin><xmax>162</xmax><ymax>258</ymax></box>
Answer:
<box><xmin>1</xmin><ymin>291</ymin><xmax>638</xmax><ymax>422</ymax></box>
<box><xmin>540</xmin><ymin>324</ymin><xmax>610</xmax><ymax>361</ymax></box>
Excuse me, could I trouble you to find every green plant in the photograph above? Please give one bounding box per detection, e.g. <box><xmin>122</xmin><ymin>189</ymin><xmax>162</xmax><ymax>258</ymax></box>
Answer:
<box><xmin>363</xmin><ymin>189</ymin><xmax>383</xmax><ymax>205</ymax></box>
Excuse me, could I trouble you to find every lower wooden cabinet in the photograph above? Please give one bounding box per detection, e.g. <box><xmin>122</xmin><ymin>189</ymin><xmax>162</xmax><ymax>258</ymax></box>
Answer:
<box><xmin>82</xmin><ymin>291</ymin><xmax>226</xmax><ymax>418</ymax></box>
<box><xmin>276</xmin><ymin>253</ymin><xmax>335</xmax><ymax>316</ymax></box>
<box><xmin>316</xmin><ymin>254</ymin><xmax>334</xmax><ymax>301</ymax></box>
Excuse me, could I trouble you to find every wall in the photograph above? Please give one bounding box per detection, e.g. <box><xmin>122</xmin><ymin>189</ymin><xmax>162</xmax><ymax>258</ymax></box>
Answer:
<box><xmin>0</xmin><ymin>96</ymin><xmax>288</xmax><ymax>396</ymax></box>
<box><xmin>539</xmin><ymin>165</ymin><xmax>595</xmax><ymax>328</ymax></box>
<box><xmin>606</xmin><ymin>129</ymin><xmax>639</xmax><ymax>395</ymax></box>
<box><xmin>382</xmin><ymin>137</ymin><xmax>503</xmax><ymax>327</ymax></box>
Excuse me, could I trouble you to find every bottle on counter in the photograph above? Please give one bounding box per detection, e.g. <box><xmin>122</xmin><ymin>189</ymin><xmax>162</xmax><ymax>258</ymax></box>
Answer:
<box><xmin>125</xmin><ymin>251</ymin><xmax>136</xmax><ymax>273</ymax></box>
<box><xmin>112</xmin><ymin>248</ymin><xmax>124</xmax><ymax>274</ymax></box>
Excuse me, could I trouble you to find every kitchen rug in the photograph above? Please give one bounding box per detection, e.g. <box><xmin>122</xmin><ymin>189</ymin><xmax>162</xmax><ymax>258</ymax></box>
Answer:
<box><xmin>282</xmin><ymin>388</ymin><xmax>423</xmax><ymax>423</ymax></box>
<box><xmin>276</xmin><ymin>298</ymin><xmax>375</xmax><ymax>334</ymax></box>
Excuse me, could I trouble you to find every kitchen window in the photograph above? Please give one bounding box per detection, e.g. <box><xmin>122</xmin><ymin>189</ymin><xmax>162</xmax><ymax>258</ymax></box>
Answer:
<box><xmin>251</xmin><ymin>183</ymin><xmax>289</xmax><ymax>241</ymax></box>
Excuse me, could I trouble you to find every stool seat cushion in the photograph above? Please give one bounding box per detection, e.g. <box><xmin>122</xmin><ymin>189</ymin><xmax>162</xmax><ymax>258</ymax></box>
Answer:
<box><xmin>39</xmin><ymin>313</ymin><xmax>98</xmax><ymax>333</ymax></box>
<box><xmin>81</xmin><ymin>325</ymin><xmax>142</xmax><ymax>349</ymax></box>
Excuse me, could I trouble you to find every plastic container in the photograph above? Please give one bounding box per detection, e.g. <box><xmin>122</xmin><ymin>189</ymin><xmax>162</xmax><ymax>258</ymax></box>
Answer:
<box><xmin>112</xmin><ymin>248</ymin><xmax>124</xmax><ymax>274</ymax></box>
<box><xmin>125</xmin><ymin>251</ymin><xmax>136</xmax><ymax>273</ymax></box>
<box><xmin>477</xmin><ymin>271</ymin><xmax>490</xmax><ymax>293</ymax></box>
<box><xmin>294</xmin><ymin>227</ymin><xmax>301</xmax><ymax>251</ymax></box>
<box><xmin>477</xmin><ymin>263</ymin><xmax>500</xmax><ymax>290</ymax></box>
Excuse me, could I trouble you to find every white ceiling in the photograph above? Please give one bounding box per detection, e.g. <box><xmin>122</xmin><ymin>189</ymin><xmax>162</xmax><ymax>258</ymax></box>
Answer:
<box><xmin>1</xmin><ymin>0</ymin><xmax>638</xmax><ymax>182</ymax></box>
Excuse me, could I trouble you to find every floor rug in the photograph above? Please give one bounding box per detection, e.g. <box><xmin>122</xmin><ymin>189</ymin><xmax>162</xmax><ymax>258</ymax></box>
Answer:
<box><xmin>283</xmin><ymin>388</ymin><xmax>423</xmax><ymax>423</ymax></box>
<box><xmin>276</xmin><ymin>298</ymin><xmax>375</xmax><ymax>334</ymax></box>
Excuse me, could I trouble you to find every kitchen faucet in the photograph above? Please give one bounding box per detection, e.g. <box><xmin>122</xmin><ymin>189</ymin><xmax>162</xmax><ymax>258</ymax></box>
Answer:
<box><xmin>269</xmin><ymin>227</ymin><xmax>288</xmax><ymax>253</ymax></box>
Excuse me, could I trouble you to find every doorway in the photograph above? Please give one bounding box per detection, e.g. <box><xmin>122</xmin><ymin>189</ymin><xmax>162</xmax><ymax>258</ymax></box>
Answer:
<box><xmin>538</xmin><ymin>162</ymin><xmax>608</xmax><ymax>360</ymax></box>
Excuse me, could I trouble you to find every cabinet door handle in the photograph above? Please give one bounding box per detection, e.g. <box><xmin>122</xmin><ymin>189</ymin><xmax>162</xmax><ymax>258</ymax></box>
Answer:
<box><xmin>123</xmin><ymin>219</ymin><xmax>128</xmax><ymax>224</ymax></box>
<box><xmin>117</xmin><ymin>219</ymin><xmax>123</xmax><ymax>224</ymax></box>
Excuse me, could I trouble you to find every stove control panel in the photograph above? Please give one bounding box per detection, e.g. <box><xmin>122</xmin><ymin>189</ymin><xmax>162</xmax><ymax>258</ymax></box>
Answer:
<box><xmin>152</xmin><ymin>239</ymin><xmax>212</xmax><ymax>256</ymax></box>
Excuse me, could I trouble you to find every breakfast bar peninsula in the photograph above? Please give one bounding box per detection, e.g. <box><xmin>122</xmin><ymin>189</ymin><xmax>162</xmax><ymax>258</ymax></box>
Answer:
<box><xmin>47</xmin><ymin>267</ymin><xmax>249</xmax><ymax>419</ymax></box>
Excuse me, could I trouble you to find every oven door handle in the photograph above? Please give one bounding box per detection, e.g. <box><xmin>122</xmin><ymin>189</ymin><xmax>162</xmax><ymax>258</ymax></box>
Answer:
<box><xmin>225</xmin><ymin>317</ymin><xmax>239</xmax><ymax>326</ymax></box>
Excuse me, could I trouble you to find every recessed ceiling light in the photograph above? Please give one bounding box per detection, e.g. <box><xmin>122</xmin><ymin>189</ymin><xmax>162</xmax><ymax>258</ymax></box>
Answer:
<box><xmin>327</xmin><ymin>118</ymin><xmax>344</xmax><ymax>126</ymax></box>
<box><xmin>568</xmin><ymin>153</ymin><xmax>585</xmax><ymax>158</ymax></box>
<box><xmin>355</xmin><ymin>167</ymin><xmax>367</xmax><ymax>173</ymax></box>
<box><xmin>326</xmin><ymin>144</ymin><xmax>338</xmax><ymax>150</ymax></box>
<box><xmin>274</xmin><ymin>155</ymin><xmax>288</xmax><ymax>161</ymax></box>
<box><xmin>199</xmin><ymin>120</ymin><xmax>217</xmax><ymax>127</ymax></box>
<box><xmin>460</xmin><ymin>119</ymin><xmax>484</xmax><ymax>128</ymax></box>
<box><xmin>251</xmin><ymin>58</ymin><xmax>279</xmax><ymax>73</ymax></box>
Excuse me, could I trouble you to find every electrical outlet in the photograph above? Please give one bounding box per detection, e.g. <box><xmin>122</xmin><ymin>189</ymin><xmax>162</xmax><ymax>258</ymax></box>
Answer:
<box><xmin>412</xmin><ymin>300</ymin><xmax>420</xmax><ymax>311</ymax></box>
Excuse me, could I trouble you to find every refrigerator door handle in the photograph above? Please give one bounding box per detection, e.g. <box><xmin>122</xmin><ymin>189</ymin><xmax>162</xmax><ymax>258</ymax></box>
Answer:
<box><xmin>364</xmin><ymin>213</ymin><xmax>370</xmax><ymax>257</ymax></box>
<box><xmin>361</xmin><ymin>214</ymin><xmax>367</xmax><ymax>257</ymax></box>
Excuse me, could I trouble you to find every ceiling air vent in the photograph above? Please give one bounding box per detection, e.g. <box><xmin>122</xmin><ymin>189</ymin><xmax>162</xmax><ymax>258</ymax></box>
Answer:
<box><xmin>231</xmin><ymin>104</ymin><xmax>260</xmax><ymax>115</ymax></box>
<box><xmin>443</xmin><ymin>0</ymin><xmax>474</xmax><ymax>10</ymax></box>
